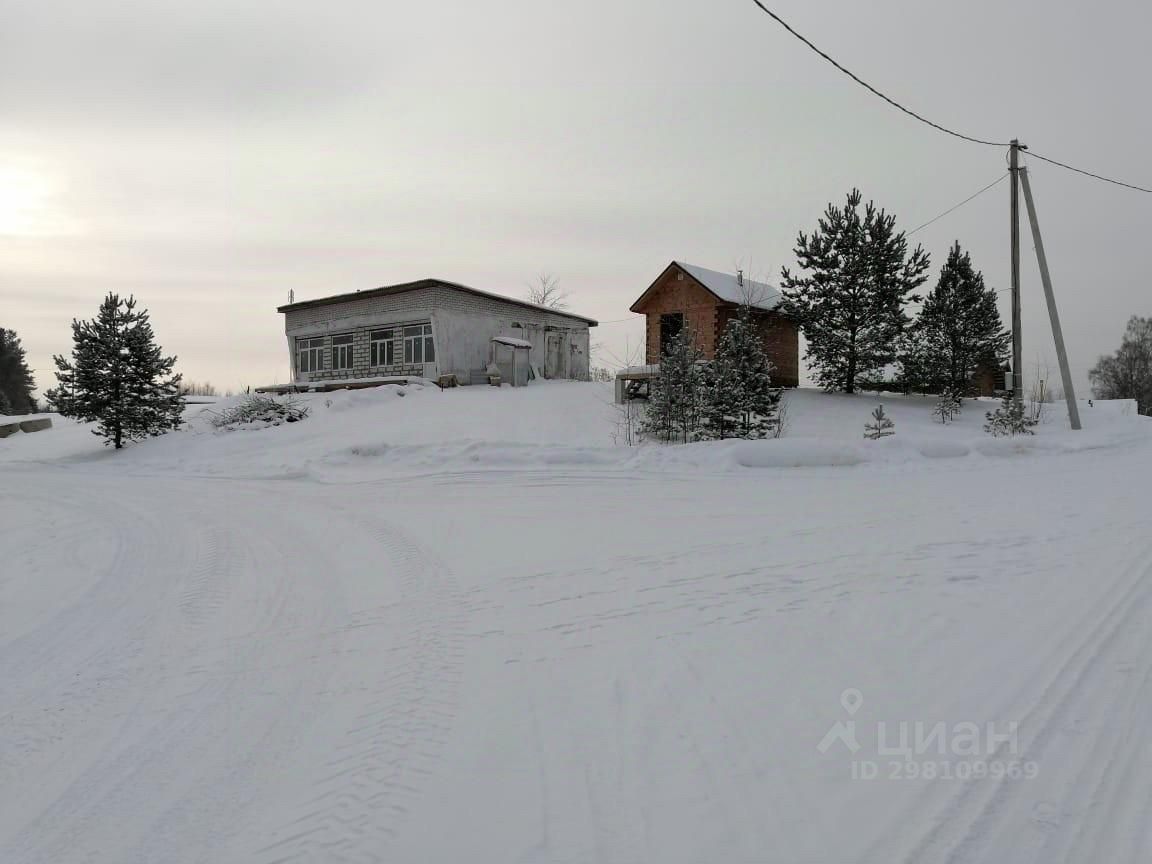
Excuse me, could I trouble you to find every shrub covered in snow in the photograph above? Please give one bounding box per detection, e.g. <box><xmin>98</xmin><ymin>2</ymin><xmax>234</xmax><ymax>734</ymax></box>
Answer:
<box><xmin>207</xmin><ymin>394</ymin><xmax>310</xmax><ymax>431</ymax></box>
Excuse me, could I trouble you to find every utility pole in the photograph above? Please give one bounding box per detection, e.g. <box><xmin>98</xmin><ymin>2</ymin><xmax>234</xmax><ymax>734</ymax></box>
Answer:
<box><xmin>1009</xmin><ymin>139</ymin><xmax>1024</xmax><ymax>407</ymax></box>
<box><xmin>1018</xmin><ymin>166</ymin><xmax>1082</xmax><ymax>431</ymax></box>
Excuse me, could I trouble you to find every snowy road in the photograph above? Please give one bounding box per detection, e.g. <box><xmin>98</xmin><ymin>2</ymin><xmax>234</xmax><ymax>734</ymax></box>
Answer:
<box><xmin>3</xmin><ymin>436</ymin><xmax>1152</xmax><ymax>862</ymax></box>
<box><xmin>1</xmin><ymin>467</ymin><xmax>463</xmax><ymax>864</ymax></box>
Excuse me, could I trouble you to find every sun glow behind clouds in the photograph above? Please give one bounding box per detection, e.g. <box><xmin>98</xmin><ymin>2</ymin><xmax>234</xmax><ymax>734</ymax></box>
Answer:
<box><xmin>0</xmin><ymin>164</ymin><xmax>82</xmax><ymax>237</ymax></box>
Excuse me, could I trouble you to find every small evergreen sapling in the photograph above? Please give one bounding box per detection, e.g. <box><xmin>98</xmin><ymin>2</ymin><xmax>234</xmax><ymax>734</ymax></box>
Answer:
<box><xmin>641</xmin><ymin>331</ymin><xmax>706</xmax><ymax>443</ymax></box>
<box><xmin>933</xmin><ymin>390</ymin><xmax>962</xmax><ymax>424</ymax></box>
<box><xmin>864</xmin><ymin>404</ymin><xmax>895</xmax><ymax>439</ymax></box>
<box><xmin>983</xmin><ymin>392</ymin><xmax>1037</xmax><ymax>437</ymax></box>
<box><xmin>47</xmin><ymin>293</ymin><xmax>184</xmax><ymax>448</ymax></box>
<box><xmin>702</xmin><ymin>307</ymin><xmax>779</xmax><ymax>440</ymax></box>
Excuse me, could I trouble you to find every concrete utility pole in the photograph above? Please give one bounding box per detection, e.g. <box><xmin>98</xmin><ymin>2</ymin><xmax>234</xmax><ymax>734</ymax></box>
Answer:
<box><xmin>1019</xmin><ymin>166</ymin><xmax>1082</xmax><ymax>431</ymax></box>
<box><xmin>1009</xmin><ymin>140</ymin><xmax>1024</xmax><ymax>407</ymax></box>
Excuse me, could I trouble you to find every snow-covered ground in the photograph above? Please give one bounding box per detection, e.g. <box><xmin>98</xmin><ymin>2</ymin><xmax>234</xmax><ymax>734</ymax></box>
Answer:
<box><xmin>2</xmin><ymin>382</ymin><xmax>1150</xmax><ymax>863</ymax></box>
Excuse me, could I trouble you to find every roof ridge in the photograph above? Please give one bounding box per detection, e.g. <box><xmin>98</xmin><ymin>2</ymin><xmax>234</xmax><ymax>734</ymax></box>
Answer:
<box><xmin>278</xmin><ymin>278</ymin><xmax>598</xmax><ymax>324</ymax></box>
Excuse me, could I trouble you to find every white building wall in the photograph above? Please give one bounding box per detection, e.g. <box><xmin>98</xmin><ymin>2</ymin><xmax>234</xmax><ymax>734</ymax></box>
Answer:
<box><xmin>281</xmin><ymin>285</ymin><xmax>592</xmax><ymax>383</ymax></box>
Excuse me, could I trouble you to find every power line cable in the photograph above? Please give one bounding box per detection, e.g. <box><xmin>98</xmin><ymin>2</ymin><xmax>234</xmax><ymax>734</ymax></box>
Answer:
<box><xmin>907</xmin><ymin>173</ymin><xmax>1008</xmax><ymax>236</ymax></box>
<box><xmin>595</xmin><ymin>315</ymin><xmax>644</xmax><ymax>325</ymax></box>
<box><xmin>746</xmin><ymin>1</ymin><xmax>1152</xmax><ymax>193</ymax></box>
<box><xmin>1027</xmin><ymin>150</ymin><xmax>1152</xmax><ymax>194</ymax></box>
<box><xmin>745</xmin><ymin>0</ymin><xmax>1008</xmax><ymax>147</ymax></box>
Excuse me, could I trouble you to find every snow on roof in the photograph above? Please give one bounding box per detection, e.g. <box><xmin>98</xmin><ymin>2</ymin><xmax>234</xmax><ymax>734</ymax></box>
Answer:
<box><xmin>491</xmin><ymin>336</ymin><xmax>532</xmax><ymax>348</ymax></box>
<box><xmin>277</xmin><ymin>279</ymin><xmax>598</xmax><ymax>326</ymax></box>
<box><xmin>675</xmin><ymin>262</ymin><xmax>782</xmax><ymax>311</ymax></box>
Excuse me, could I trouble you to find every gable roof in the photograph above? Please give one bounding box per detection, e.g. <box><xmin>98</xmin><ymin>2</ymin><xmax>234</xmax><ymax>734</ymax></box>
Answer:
<box><xmin>277</xmin><ymin>278</ymin><xmax>598</xmax><ymax>326</ymax></box>
<box><xmin>630</xmin><ymin>261</ymin><xmax>782</xmax><ymax>313</ymax></box>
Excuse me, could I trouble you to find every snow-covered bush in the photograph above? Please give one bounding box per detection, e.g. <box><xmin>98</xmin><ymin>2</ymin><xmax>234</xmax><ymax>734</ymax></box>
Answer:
<box><xmin>864</xmin><ymin>404</ymin><xmax>895</xmax><ymax>439</ymax></box>
<box><xmin>984</xmin><ymin>392</ymin><xmax>1036</xmax><ymax>437</ymax></box>
<box><xmin>208</xmin><ymin>394</ymin><xmax>310</xmax><ymax>431</ymax></box>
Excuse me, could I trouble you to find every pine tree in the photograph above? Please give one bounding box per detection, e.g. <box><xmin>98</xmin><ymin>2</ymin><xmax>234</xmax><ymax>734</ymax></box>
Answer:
<box><xmin>702</xmin><ymin>307</ymin><xmax>779</xmax><ymax>439</ymax></box>
<box><xmin>864</xmin><ymin>404</ymin><xmax>895</xmax><ymax>439</ymax></box>
<box><xmin>781</xmin><ymin>189</ymin><xmax>930</xmax><ymax>393</ymax></box>
<box><xmin>46</xmin><ymin>293</ymin><xmax>184</xmax><ymax>448</ymax></box>
<box><xmin>642</xmin><ymin>331</ymin><xmax>706</xmax><ymax>444</ymax></box>
<box><xmin>0</xmin><ymin>388</ymin><xmax>12</xmax><ymax>416</ymax></box>
<box><xmin>983</xmin><ymin>392</ymin><xmax>1037</xmax><ymax>437</ymax></box>
<box><xmin>932</xmin><ymin>390</ymin><xmax>962</xmax><ymax>424</ymax></box>
<box><xmin>909</xmin><ymin>242</ymin><xmax>1009</xmax><ymax>396</ymax></box>
<box><xmin>0</xmin><ymin>328</ymin><xmax>37</xmax><ymax>414</ymax></box>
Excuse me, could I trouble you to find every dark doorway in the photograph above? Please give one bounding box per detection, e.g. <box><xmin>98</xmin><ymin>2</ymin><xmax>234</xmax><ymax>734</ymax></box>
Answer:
<box><xmin>659</xmin><ymin>313</ymin><xmax>684</xmax><ymax>356</ymax></box>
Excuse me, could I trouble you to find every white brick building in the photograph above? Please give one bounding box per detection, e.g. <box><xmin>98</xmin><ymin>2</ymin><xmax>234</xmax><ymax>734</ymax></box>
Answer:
<box><xmin>277</xmin><ymin>279</ymin><xmax>597</xmax><ymax>385</ymax></box>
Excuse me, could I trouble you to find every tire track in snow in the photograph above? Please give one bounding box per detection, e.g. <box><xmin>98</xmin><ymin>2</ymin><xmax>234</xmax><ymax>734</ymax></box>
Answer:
<box><xmin>0</xmin><ymin>489</ymin><xmax>176</xmax><ymax>794</ymax></box>
<box><xmin>0</xmin><ymin>474</ymin><xmax>340</xmax><ymax>864</ymax></box>
<box><xmin>1047</xmin><ymin>627</ymin><xmax>1152</xmax><ymax>863</ymax></box>
<box><xmin>252</xmin><ymin>509</ymin><xmax>465</xmax><ymax>864</ymax></box>
<box><xmin>177</xmin><ymin>524</ymin><xmax>232</xmax><ymax>629</ymax></box>
<box><xmin>888</xmin><ymin>539</ymin><xmax>1152</xmax><ymax>864</ymax></box>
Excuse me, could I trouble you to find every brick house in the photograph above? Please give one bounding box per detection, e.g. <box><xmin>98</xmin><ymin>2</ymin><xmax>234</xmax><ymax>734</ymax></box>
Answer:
<box><xmin>629</xmin><ymin>261</ymin><xmax>799</xmax><ymax>387</ymax></box>
<box><xmin>277</xmin><ymin>278</ymin><xmax>597</xmax><ymax>386</ymax></box>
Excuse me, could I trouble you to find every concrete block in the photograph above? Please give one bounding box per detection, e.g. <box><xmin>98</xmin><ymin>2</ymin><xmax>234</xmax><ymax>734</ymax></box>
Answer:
<box><xmin>19</xmin><ymin>418</ymin><xmax>52</xmax><ymax>434</ymax></box>
<box><xmin>0</xmin><ymin>422</ymin><xmax>20</xmax><ymax>438</ymax></box>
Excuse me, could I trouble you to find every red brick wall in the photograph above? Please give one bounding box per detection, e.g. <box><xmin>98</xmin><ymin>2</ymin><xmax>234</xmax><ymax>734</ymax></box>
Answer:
<box><xmin>637</xmin><ymin>269</ymin><xmax>721</xmax><ymax>362</ymax></box>
<box><xmin>715</xmin><ymin>307</ymin><xmax>800</xmax><ymax>388</ymax></box>
<box><xmin>635</xmin><ymin>267</ymin><xmax>800</xmax><ymax>387</ymax></box>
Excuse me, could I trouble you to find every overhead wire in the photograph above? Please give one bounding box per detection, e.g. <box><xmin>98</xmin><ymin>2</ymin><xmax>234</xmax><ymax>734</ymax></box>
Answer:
<box><xmin>745</xmin><ymin>0</ymin><xmax>1008</xmax><ymax>147</ymax></box>
<box><xmin>746</xmin><ymin>1</ymin><xmax>1152</xmax><ymax>194</ymax></box>
<box><xmin>907</xmin><ymin>174</ymin><xmax>1009</xmax><ymax>236</ymax></box>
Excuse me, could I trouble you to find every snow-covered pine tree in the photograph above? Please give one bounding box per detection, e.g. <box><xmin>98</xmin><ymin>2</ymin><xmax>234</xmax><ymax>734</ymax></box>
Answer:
<box><xmin>911</xmin><ymin>242</ymin><xmax>1009</xmax><ymax>396</ymax></box>
<box><xmin>932</xmin><ymin>398</ymin><xmax>950</xmax><ymax>425</ymax></box>
<box><xmin>642</xmin><ymin>331</ymin><xmax>706</xmax><ymax>443</ymax></box>
<box><xmin>864</xmin><ymin>404</ymin><xmax>895</xmax><ymax>439</ymax></box>
<box><xmin>781</xmin><ymin>189</ymin><xmax>930</xmax><ymax>393</ymax></box>
<box><xmin>0</xmin><ymin>388</ymin><xmax>12</xmax><ymax>416</ymax></box>
<box><xmin>983</xmin><ymin>392</ymin><xmax>1037</xmax><ymax>437</ymax></box>
<box><xmin>47</xmin><ymin>293</ymin><xmax>184</xmax><ymax>448</ymax></box>
<box><xmin>0</xmin><ymin>327</ymin><xmax>37</xmax><ymax>414</ymax></box>
<box><xmin>702</xmin><ymin>307</ymin><xmax>779</xmax><ymax>439</ymax></box>
<box><xmin>932</xmin><ymin>390</ymin><xmax>962</xmax><ymax>424</ymax></box>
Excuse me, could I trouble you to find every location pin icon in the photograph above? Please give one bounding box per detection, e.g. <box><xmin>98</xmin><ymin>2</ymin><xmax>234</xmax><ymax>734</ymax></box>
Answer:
<box><xmin>840</xmin><ymin>688</ymin><xmax>863</xmax><ymax>716</ymax></box>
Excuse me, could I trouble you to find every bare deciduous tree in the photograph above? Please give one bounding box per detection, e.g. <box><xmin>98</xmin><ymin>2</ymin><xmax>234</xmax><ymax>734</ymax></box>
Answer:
<box><xmin>526</xmin><ymin>272</ymin><xmax>568</xmax><ymax>310</ymax></box>
<box><xmin>179</xmin><ymin>380</ymin><xmax>219</xmax><ymax>397</ymax></box>
<box><xmin>1089</xmin><ymin>316</ymin><xmax>1152</xmax><ymax>415</ymax></box>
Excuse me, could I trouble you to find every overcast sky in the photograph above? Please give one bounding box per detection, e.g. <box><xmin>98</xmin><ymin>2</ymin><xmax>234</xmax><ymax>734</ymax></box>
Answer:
<box><xmin>2</xmin><ymin>0</ymin><xmax>1149</xmax><ymax>394</ymax></box>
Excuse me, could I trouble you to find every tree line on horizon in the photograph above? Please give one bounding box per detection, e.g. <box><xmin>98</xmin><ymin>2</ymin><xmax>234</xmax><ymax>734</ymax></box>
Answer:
<box><xmin>5</xmin><ymin>188</ymin><xmax>1150</xmax><ymax>445</ymax></box>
